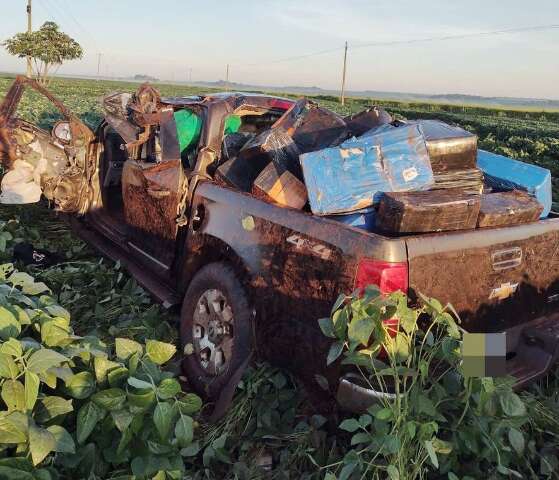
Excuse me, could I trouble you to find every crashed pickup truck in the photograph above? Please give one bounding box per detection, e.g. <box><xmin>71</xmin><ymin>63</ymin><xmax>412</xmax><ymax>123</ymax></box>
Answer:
<box><xmin>1</xmin><ymin>76</ymin><xmax>559</xmax><ymax>411</ymax></box>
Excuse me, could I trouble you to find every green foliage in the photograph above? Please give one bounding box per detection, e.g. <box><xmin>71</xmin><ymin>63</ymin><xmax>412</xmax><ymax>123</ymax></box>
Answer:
<box><xmin>0</xmin><ymin>263</ymin><xmax>201</xmax><ymax>479</ymax></box>
<box><xmin>0</xmin><ymin>209</ymin><xmax>175</xmax><ymax>344</ymax></box>
<box><xmin>322</xmin><ymin>290</ymin><xmax>559</xmax><ymax>480</ymax></box>
<box><xmin>3</xmin><ymin>22</ymin><xmax>83</xmax><ymax>86</ymax></box>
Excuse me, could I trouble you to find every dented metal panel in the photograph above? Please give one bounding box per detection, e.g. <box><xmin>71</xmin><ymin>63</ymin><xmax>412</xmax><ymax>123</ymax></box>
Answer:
<box><xmin>0</xmin><ymin>76</ymin><xmax>95</xmax><ymax>213</ymax></box>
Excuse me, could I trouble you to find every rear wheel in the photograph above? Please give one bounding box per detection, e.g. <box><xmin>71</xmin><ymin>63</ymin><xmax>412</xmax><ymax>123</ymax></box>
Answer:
<box><xmin>180</xmin><ymin>262</ymin><xmax>252</xmax><ymax>399</ymax></box>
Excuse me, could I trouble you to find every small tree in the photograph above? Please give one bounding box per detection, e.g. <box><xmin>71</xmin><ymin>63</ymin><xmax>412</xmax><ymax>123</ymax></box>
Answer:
<box><xmin>3</xmin><ymin>21</ymin><xmax>83</xmax><ymax>85</ymax></box>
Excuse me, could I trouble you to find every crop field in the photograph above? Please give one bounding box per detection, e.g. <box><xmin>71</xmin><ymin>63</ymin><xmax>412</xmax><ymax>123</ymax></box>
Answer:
<box><xmin>1</xmin><ymin>74</ymin><xmax>559</xmax><ymax>479</ymax></box>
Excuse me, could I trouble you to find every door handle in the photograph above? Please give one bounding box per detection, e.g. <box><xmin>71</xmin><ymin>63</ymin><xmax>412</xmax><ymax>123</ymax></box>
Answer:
<box><xmin>147</xmin><ymin>188</ymin><xmax>171</xmax><ymax>198</ymax></box>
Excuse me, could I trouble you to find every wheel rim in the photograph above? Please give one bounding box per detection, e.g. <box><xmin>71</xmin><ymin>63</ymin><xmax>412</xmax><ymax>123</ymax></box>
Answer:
<box><xmin>192</xmin><ymin>289</ymin><xmax>234</xmax><ymax>376</ymax></box>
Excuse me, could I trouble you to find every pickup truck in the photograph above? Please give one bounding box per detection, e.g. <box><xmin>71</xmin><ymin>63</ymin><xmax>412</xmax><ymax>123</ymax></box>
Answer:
<box><xmin>1</xmin><ymin>76</ymin><xmax>559</xmax><ymax>410</ymax></box>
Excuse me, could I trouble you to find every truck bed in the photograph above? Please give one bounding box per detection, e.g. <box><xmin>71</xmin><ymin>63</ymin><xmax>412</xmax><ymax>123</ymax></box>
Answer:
<box><xmin>189</xmin><ymin>181</ymin><xmax>559</xmax><ymax>384</ymax></box>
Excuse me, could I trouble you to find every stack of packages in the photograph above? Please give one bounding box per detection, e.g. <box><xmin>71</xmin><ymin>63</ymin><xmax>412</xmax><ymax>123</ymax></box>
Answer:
<box><xmin>216</xmin><ymin>98</ymin><xmax>349</xmax><ymax>209</ymax></box>
<box><xmin>215</xmin><ymin>98</ymin><xmax>552</xmax><ymax>233</ymax></box>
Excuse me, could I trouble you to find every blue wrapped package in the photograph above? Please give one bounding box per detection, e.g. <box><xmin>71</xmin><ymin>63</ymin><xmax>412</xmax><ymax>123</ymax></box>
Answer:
<box><xmin>343</xmin><ymin>124</ymin><xmax>434</xmax><ymax>192</ymax></box>
<box><xmin>301</xmin><ymin>144</ymin><xmax>389</xmax><ymax>215</ymax></box>
<box><xmin>477</xmin><ymin>150</ymin><xmax>551</xmax><ymax>218</ymax></box>
<box><xmin>326</xmin><ymin>208</ymin><xmax>376</xmax><ymax>231</ymax></box>
<box><xmin>302</xmin><ymin>124</ymin><xmax>434</xmax><ymax>215</ymax></box>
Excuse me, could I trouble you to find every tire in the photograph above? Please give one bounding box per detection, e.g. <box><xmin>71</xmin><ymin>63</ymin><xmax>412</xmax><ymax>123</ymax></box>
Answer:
<box><xmin>180</xmin><ymin>262</ymin><xmax>253</xmax><ymax>399</ymax></box>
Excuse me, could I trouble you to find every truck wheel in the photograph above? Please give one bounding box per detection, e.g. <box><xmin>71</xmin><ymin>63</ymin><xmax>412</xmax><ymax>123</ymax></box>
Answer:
<box><xmin>180</xmin><ymin>262</ymin><xmax>252</xmax><ymax>399</ymax></box>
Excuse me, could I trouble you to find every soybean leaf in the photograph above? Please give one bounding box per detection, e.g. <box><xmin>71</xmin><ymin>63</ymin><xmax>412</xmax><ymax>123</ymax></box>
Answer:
<box><xmin>107</xmin><ymin>366</ymin><xmax>129</xmax><ymax>388</ymax></box>
<box><xmin>339</xmin><ymin>418</ymin><xmax>361</xmax><ymax>433</ymax></box>
<box><xmin>175</xmin><ymin>415</ymin><xmax>194</xmax><ymax>448</ymax></box>
<box><xmin>27</xmin><ymin>349</ymin><xmax>68</xmax><ymax>374</ymax></box>
<box><xmin>24</xmin><ymin>371</ymin><xmax>40</xmax><ymax>411</ymax></box>
<box><xmin>65</xmin><ymin>372</ymin><xmax>96</xmax><ymax>399</ymax></box>
<box><xmin>93</xmin><ymin>357</ymin><xmax>121</xmax><ymax>384</ymax></box>
<box><xmin>76</xmin><ymin>401</ymin><xmax>104</xmax><ymax>444</ymax></box>
<box><xmin>153</xmin><ymin>402</ymin><xmax>174</xmax><ymax>441</ymax></box>
<box><xmin>387</xmin><ymin>465</ymin><xmax>400</xmax><ymax>480</ymax></box>
<box><xmin>508</xmin><ymin>427</ymin><xmax>525</xmax><ymax>454</ymax></box>
<box><xmin>0</xmin><ymin>411</ymin><xmax>28</xmax><ymax>443</ymax></box>
<box><xmin>348</xmin><ymin>314</ymin><xmax>375</xmax><ymax>346</ymax></box>
<box><xmin>424</xmin><ymin>440</ymin><xmax>439</xmax><ymax>468</ymax></box>
<box><xmin>128</xmin><ymin>377</ymin><xmax>154</xmax><ymax>390</ymax></box>
<box><xmin>47</xmin><ymin>425</ymin><xmax>75</xmax><ymax>454</ymax></box>
<box><xmin>500</xmin><ymin>391</ymin><xmax>526</xmax><ymax>417</ymax></box>
<box><xmin>35</xmin><ymin>396</ymin><xmax>73</xmax><ymax>423</ymax></box>
<box><xmin>157</xmin><ymin>378</ymin><xmax>181</xmax><ymax>400</ymax></box>
<box><xmin>146</xmin><ymin>340</ymin><xmax>176</xmax><ymax>365</ymax></box>
<box><xmin>91</xmin><ymin>388</ymin><xmax>126</xmax><ymax>410</ymax></box>
<box><xmin>115</xmin><ymin>338</ymin><xmax>143</xmax><ymax>361</ymax></box>
<box><xmin>0</xmin><ymin>338</ymin><xmax>22</xmax><ymax>358</ymax></box>
<box><xmin>1</xmin><ymin>380</ymin><xmax>25</xmax><ymax>411</ymax></box>
<box><xmin>111</xmin><ymin>409</ymin><xmax>133</xmax><ymax>432</ymax></box>
<box><xmin>375</xmin><ymin>408</ymin><xmax>393</xmax><ymax>421</ymax></box>
<box><xmin>0</xmin><ymin>352</ymin><xmax>19</xmax><ymax>379</ymax></box>
<box><xmin>326</xmin><ymin>341</ymin><xmax>344</xmax><ymax>366</ymax></box>
<box><xmin>29</xmin><ymin>423</ymin><xmax>56</xmax><ymax>466</ymax></box>
<box><xmin>176</xmin><ymin>393</ymin><xmax>203</xmax><ymax>415</ymax></box>
<box><xmin>0</xmin><ymin>306</ymin><xmax>21</xmax><ymax>340</ymax></box>
<box><xmin>318</xmin><ymin>317</ymin><xmax>335</xmax><ymax>339</ymax></box>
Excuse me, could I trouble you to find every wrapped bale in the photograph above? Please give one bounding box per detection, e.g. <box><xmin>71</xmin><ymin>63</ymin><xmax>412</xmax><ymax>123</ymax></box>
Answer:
<box><xmin>410</xmin><ymin>120</ymin><xmax>477</xmax><ymax>173</ymax></box>
<box><xmin>273</xmin><ymin>98</ymin><xmax>349</xmax><ymax>153</ymax></box>
<box><xmin>477</xmin><ymin>150</ymin><xmax>552</xmax><ymax>218</ymax></box>
<box><xmin>477</xmin><ymin>190</ymin><xmax>543</xmax><ymax>228</ymax></box>
<box><xmin>326</xmin><ymin>208</ymin><xmax>376</xmax><ymax>231</ymax></box>
<box><xmin>344</xmin><ymin>107</ymin><xmax>392</xmax><ymax>137</ymax></box>
<box><xmin>433</xmin><ymin>168</ymin><xmax>484</xmax><ymax>195</ymax></box>
<box><xmin>216</xmin><ymin>128</ymin><xmax>300</xmax><ymax>191</ymax></box>
<box><xmin>252</xmin><ymin>162</ymin><xmax>307</xmax><ymax>209</ymax></box>
<box><xmin>301</xmin><ymin>124</ymin><xmax>434</xmax><ymax>215</ymax></box>
<box><xmin>221</xmin><ymin>132</ymin><xmax>255</xmax><ymax>161</ymax></box>
<box><xmin>377</xmin><ymin>190</ymin><xmax>481</xmax><ymax>233</ymax></box>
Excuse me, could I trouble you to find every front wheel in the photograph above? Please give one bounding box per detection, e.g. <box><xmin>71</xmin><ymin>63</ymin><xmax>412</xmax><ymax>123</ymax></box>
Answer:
<box><xmin>180</xmin><ymin>262</ymin><xmax>253</xmax><ymax>399</ymax></box>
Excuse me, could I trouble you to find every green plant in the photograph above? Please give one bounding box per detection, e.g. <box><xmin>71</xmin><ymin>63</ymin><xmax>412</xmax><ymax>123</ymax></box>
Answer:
<box><xmin>319</xmin><ymin>288</ymin><xmax>559</xmax><ymax>480</ymax></box>
<box><xmin>200</xmin><ymin>364</ymin><xmax>330</xmax><ymax>480</ymax></box>
<box><xmin>3</xmin><ymin>22</ymin><xmax>83</xmax><ymax>85</ymax></box>
<box><xmin>0</xmin><ymin>263</ymin><xmax>201</xmax><ymax>479</ymax></box>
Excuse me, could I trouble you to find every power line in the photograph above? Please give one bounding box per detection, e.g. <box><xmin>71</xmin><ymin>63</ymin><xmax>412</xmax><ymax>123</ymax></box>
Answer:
<box><xmin>229</xmin><ymin>24</ymin><xmax>559</xmax><ymax>72</ymax></box>
<box><xmin>351</xmin><ymin>24</ymin><xmax>559</xmax><ymax>50</ymax></box>
<box><xmin>235</xmin><ymin>46</ymin><xmax>345</xmax><ymax>68</ymax></box>
<box><xmin>54</xmin><ymin>0</ymin><xmax>101</xmax><ymax>50</ymax></box>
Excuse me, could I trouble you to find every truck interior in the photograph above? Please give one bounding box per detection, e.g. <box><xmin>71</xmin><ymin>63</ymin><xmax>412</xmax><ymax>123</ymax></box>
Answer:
<box><xmin>97</xmin><ymin>101</ymin><xmax>289</xmax><ymax>238</ymax></box>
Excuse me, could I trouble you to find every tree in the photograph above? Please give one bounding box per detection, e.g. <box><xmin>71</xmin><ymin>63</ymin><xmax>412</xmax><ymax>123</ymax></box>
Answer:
<box><xmin>3</xmin><ymin>21</ymin><xmax>83</xmax><ymax>85</ymax></box>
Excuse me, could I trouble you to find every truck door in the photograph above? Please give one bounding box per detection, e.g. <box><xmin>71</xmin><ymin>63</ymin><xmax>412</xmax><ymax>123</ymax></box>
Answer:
<box><xmin>121</xmin><ymin>107</ymin><xmax>187</xmax><ymax>271</ymax></box>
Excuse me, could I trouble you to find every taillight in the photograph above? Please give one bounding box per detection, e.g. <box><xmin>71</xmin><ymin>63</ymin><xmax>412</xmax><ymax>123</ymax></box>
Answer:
<box><xmin>354</xmin><ymin>259</ymin><xmax>408</xmax><ymax>294</ymax></box>
<box><xmin>354</xmin><ymin>259</ymin><xmax>409</xmax><ymax>353</ymax></box>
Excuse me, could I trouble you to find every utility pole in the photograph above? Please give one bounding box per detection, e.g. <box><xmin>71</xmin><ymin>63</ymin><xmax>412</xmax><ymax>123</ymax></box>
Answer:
<box><xmin>26</xmin><ymin>0</ymin><xmax>32</xmax><ymax>77</ymax></box>
<box><xmin>97</xmin><ymin>53</ymin><xmax>102</xmax><ymax>80</ymax></box>
<box><xmin>340</xmin><ymin>41</ymin><xmax>348</xmax><ymax>106</ymax></box>
<box><xmin>188</xmin><ymin>68</ymin><xmax>192</xmax><ymax>83</ymax></box>
<box><xmin>225</xmin><ymin>64</ymin><xmax>230</xmax><ymax>91</ymax></box>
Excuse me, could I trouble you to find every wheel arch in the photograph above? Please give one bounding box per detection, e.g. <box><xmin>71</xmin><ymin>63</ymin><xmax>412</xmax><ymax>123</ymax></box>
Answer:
<box><xmin>177</xmin><ymin>233</ymin><xmax>254</xmax><ymax>305</ymax></box>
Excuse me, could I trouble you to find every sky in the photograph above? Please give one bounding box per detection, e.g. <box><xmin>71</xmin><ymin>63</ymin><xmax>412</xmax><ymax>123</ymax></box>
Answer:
<box><xmin>0</xmin><ymin>0</ymin><xmax>558</xmax><ymax>99</ymax></box>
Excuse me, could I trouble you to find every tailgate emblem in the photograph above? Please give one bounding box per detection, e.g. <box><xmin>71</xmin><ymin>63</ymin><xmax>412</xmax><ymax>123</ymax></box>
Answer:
<box><xmin>489</xmin><ymin>282</ymin><xmax>519</xmax><ymax>301</ymax></box>
<box><xmin>491</xmin><ymin>247</ymin><xmax>522</xmax><ymax>271</ymax></box>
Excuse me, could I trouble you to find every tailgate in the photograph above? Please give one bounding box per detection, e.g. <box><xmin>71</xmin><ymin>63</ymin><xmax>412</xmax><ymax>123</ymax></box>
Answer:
<box><xmin>406</xmin><ymin>219</ymin><xmax>559</xmax><ymax>333</ymax></box>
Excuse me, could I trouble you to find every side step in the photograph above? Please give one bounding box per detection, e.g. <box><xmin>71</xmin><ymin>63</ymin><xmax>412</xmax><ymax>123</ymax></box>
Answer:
<box><xmin>68</xmin><ymin>217</ymin><xmax>181</xmax><ymax>309</ymax></box>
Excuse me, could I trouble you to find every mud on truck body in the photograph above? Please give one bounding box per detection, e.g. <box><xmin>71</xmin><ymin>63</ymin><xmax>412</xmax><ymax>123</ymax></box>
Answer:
<box><xmin>1</xmin><ymin>76</ymin><xmax>559</xmax><ymax>413</ymax></box>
